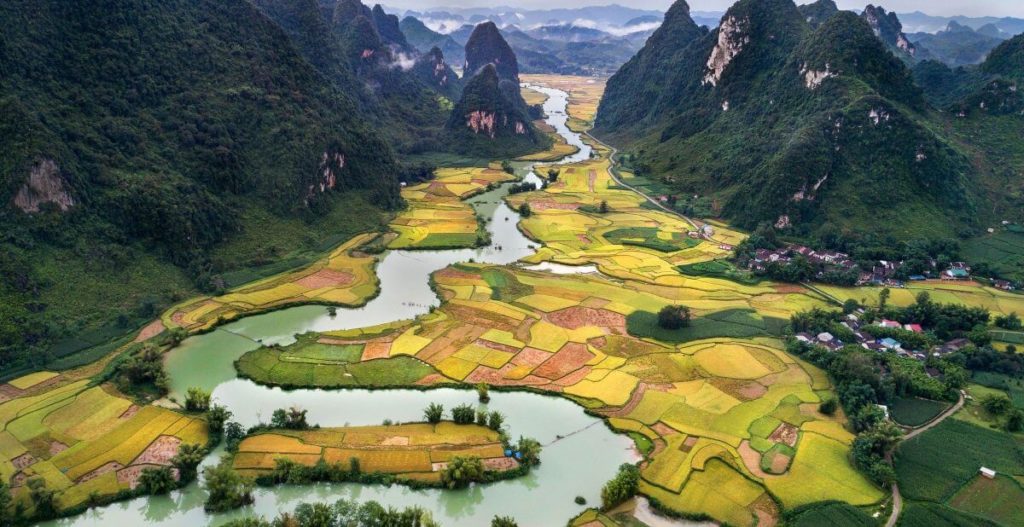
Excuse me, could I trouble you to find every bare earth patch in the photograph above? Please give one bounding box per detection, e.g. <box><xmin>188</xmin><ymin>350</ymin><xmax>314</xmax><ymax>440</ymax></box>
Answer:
<box><xmin>134</xmin><ymin>320</ymin><xmax>166</xmax><ymax>343</ymax></box>
<box><xmin>482</xmin><ymin>456</ymin><xmax>520</xmax><ymax>471</ymax></box>
<box><xmin>738</xmin><ymin>440</ymin><xmax>771</xmax><ymax>478</ymax></box>
<box><xmin>769</xmin><ymin>452</ymin><xmax>792</xmax><ymax>474</ymax></box>
<box><xmin>546</xmin><ymin>306</ymin><xmax>625</xmax><ymax>330</ymax></box>
<box><xmin>49</xmin><ymin>440</ymin><xmax>69</xmax><ymax>456</ymax></box>
<box><xmin>381</xmin><ymin>436</ymin><xmax>410</xmax><ymax>446</ymax></box>
<box><xmin>534</xmin><ymin>342</ymin><xmax>595</xmax><ymax>380</ymax></box>
<box><xmin>361</xmin><ymin>341</ymin><xmax>393</xmax><ymax>360</ymax></box>
<box><xmin>11</xmin><ymin>453</ymin><xmax>36</xmax><ymax>470</ymax></box>
<box><xmin>768</xmin><ymin>423</ymin><xmax>799</xmax><ymax>447</ymax></box>
<box><xmin>651</xmin><ymin>422</ymin><xmax>680</xmax><ymax>437</ymax></box>
<box><xmin>132</xmin><ymin>435</ymin><xmax>182</xmax><ymax>465</ymax></box>
<box><xmin>120</xmin><ymin>405</ymin><xmax>141</xmax><ymax>419</ymax></box>
<box><xmin>294</xmin><ymin>268</ymin><xmax>354</xmax><ymax>289</ymax></box>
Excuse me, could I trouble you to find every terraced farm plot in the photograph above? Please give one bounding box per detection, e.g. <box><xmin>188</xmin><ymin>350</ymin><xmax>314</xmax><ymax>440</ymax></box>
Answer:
<box><xmin>234</xmin><ymin>262</ymin><xmax>878</xmax><ymax>524</ymax></box>
<box><xmin>818</xmin><ymin>281</ymin><xmax>1024</xmax><ymax>318</ymax></box>
<box><xmin>0</xmin><ymin>382</ymin><xmax>207</xmax><ymax>511</ymax></box>
<box><xmin>232</xmin><ymin>422</ymin><xmax>513</xmax><ymax>481</ymax></box>
<box><xmin>389</xmin><ymin>165</ymin><xmax>515</xmax><ymax>250</ymax></box>
<box><xmin>164</xmin><ymin>233</ymin><xmax>380</xmax><ymax>332</ymax></box>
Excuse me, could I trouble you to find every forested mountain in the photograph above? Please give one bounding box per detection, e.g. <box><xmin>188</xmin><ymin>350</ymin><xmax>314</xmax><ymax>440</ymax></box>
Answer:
<box><xmin>909</xmin><ymin>21</ymin><xmax>1007</xmax><ymax>67</ymax></box>
<box><xmin>914</xmin><ymin>33</ymin><xmax>1024</xmax><ymax>113</ymax></box>
<box><xmin>447</xmin><ymin>23</ymin><xmax>545</xmax><ymax>156</ymax></box>
<box><xmin>594</xmin><ymin>0</ymin><xmax>1024</xmax><ymax>243</ymax></box>
<box><xmin>861</xmin><ymin>4</ymin><xmax>918</xmax><ymax>62</ymax></box>
<box><xmin>0</xmin><ymin>0</ymin><xmax>550</xmax><ymax>378</ymax></box>
<box><xmin>400</xmin><ymin>15</ymin><xmax>465</xmax><ymax>65</ymax></box>
<box><xmin>799</xmin><ymin>0</ymin><xmax>839</xmax><ymax>29</ymax></box>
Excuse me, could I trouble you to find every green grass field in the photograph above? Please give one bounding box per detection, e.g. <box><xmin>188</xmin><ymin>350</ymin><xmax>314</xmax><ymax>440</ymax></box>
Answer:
<box><xmin>970</xmin><ymin>371</ymin><xmax>1024</xmax><ymax>408</ymax></box>
<box><xmin>890</xmin><ymin>397</ymin><xmax>950</xmax><ymax>427</ymax></box>
<box><xmin>963</xmin><ymin>229</ymin><xmax>1024</xmax><ymax>284</ymax></box>
<box><xmin>678</xmin><ymin>260</ymin><xmax>763</xmax><ymax>285</ymax></box>
<box><xmin>894</xmin><ymin>419</ymin><xmax>1024</xmax><ymax>502</ymax></box>
<box><xmin>236</xmin><ymin>347</ymin><xmax>438</xmax><ymax>388</ymax></box>
<box><xmin>948</xmin><ymin>474</ymin><xmax>1024</xmax><ymax>525</ymax></box>
<box><xmin>898</xmin><ymin>502</ymin><xmax>995</xmax><ymax>527</ymax></box>
<box><xmin>787</xmin><ymin>502</ymin><xmax>876</xmax><ymax>527</ymax></box>
<box><xmin>626</xmin><ymin>309</ymin><xmax>770</xmax><ymax>343</ymax></box>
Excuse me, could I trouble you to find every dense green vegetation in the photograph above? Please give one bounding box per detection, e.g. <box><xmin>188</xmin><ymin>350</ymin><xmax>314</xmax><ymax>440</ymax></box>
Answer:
<box><xmin>894</xmin><ymin>418</ymin><xmax>1024</xmax><ymax>502</ymax></box>
<box><xmin>627</xmin><ymin>308</ymin><xmax>773</xmax><ymax>343</ymax></box>
<box><xmin>890</xmin><ymin>397</ymin><xmax>950</xmax><ymax>426</ymax></box>
<box><xmin>784</xmin><ymin>501</ymin><xmax>875</xmax><ymax>527</ymax></box>
<box><xmin>222</xmin><ymin>498</ymin><xmax>441</xmax><ymax>527</ymax></box>
<box><xmin>596</xmin><ymin>0</ymin><xmax>1024</xmax><ymax>246</ymax></box>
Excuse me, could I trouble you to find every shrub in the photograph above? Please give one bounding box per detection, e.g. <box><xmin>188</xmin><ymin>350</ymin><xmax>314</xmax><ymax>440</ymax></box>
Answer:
<box><xmin>138</xmin><ymin>467</ymin><xmax>176</xmax><ymax>495</ymax></box>
<box><xmin>477</xmin><ymin>382</ymin><xmax>490</xmax><ymax>403</ymax></box>
<box><xmin>452</xmin><ymin>404</ymin><xmax>476</xmax><ymax>424</ymax></box>
<box><xmin>601</xmin><ymin>464</ymin><xmax>639</xmax><ymax>510</ymax></box>
<box><xmin>270</xmin><ymin>406</ymin><xmax>310</xmax><ymax>430</ymax></box>
<box><xmin>440</xmin><ymin>456</ymin><xmax>485</xmax><ymax>489</ymax></box>
<box><xmin>203</xmin><ymin>458</ymin><xmax>254</xmax><ymax>512</ymax></box>
<box><xmin>487</xmin><ymin>411</ymin><xmax>505</xmax><ymax>431</ymax></box>
<box><xmin>424</xmin><ymin>403</ymin><xmax>444</xmax><ymax>424</ymax></box>
<box><xmin>819</xmin><ymin>397</ymin><xmax>838</xmax><ymax>415</ymax></box>
<box><xmin>517</xmin><ymin>203</ymin><xmax>532</xmax><ymax>217</ymax></box>
<box><xmin>185</xmin><ymin>387</ymin><xmax>211</xmax><ymax>412</ymax></box>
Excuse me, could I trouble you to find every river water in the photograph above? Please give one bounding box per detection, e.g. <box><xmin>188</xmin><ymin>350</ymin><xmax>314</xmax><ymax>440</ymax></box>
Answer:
<box><xmin>42</xmin><ymin>86</ymin><xmax>638</xmax><ymax>527</ymax></box>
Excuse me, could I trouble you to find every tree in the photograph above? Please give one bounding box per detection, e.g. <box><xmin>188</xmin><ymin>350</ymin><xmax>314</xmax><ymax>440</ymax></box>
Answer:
<box><xmin>842</xmin><ymin>299</ymin><xmax>860</xmax><ymax>315</ymax></box>
<box><xmin>981</xmin><ymin>393</ymin><xmax>1013</xmax><ymax>416</ymax></box>
<box><xmin>440</xmin><ymin>456</ymin><xmax>485</xmax><ymax>489</ymax></box>
<box><xmin>879</xmin><ymin>288</ymin><xmax>891</xmax><ymax>309</ymax></box>
<box><xmin>487</xmin><ymin>411</ymin><xmax>505</xmax><ymax>431</ymax></box>
<box><xmin>850</xmin><ymin>404</ymin><xmax>885</xmax><ymax>433</ymax></box>
<box><xmin>185</xmin><ymin>387</ymin><xmax>211</xmax><ymax>412</ymax></box>
<box><xmin>0</xmin><ymin>481</ymin><xmax>11</xmax><ymax>526</ymax></box>
<box><xmin>547</xmin><ymin>169</ymin><xmax>559</xmax><ymax>182</ymax></box>
<box><xmin>207</xmin><ymin>404</ymin><xmax>232</xmax><ymax>438</ymax></box>
<box><xmin>968</xmin><ymin>324</ymin><xmax>992</xmax><ymax>347</ymax></box>
<box><xmin>138</xmin><ymin>466</ymin><xmax>176</xmax><ymax>495</ymax></box>
<box><xmin>27</xmin><ymin>477</ymin><xmax>56</xmax><ymax>518</ymax></box>
<box><xmin>995</xmin><ymin>312</ymin><xmax>1022</xmax><ymax>330</ymax></box>
<box><xmin>657</xmin><ymin>305</ymin><xmax>690</xmax><ymax>330</ymax></box>
<box><xmin>423</xmin><ymin>403</ymin><xmax>444</xmax><ymax>424</ymax></box>
<box><xmin>517</xmin><ymin>203</ymin><xmax>532</xmax><ymax>218</ymax></box>
<box><xmin>224</xmin><ymin>421</ymin><xmax>246</xmax><ymax>451</ymax></box>
<box><xmin>819</xmin><ymin>397</ymin><xmax>838</xmax><ymax>415</ymax></box>
<box><xmin>598</xmin><ymin>200</ymin><xmax>609</xmax><ymax>214</ymax></box>
<box><xmin>476</xmin><ymin>410</ymin><xmax>488</xmax><ymax>426</ymax></box>
<box><xmin>492</xmin><ymin>516</ymin><xmax>519</xmax><ymax>527</ymax></box>
<box><xmin>203</xmin><ymin>458</ymin><xmax>254</xmax><ymax>512</ymax></box>
<box><xmin>1006</xmin><ymin>409</ymin><xmax>1024</xmax><ymax>432</ymax></box>
<box><xmin>477</xmin><ymin>382</ymin><xmax>490</xmax><ymax>403</ymax></box>
<box><xmin>501</xmin><ymin>160</ymin><xmax>514</xmax><ymax>174</ymax></box>
<box><xmin>515</xmin><ymin>436</ymin><xmax>542</xmax><ymax>467</ymax></box>
<box><xmin>271</xmin><ymin>406</ymin><xmax>310</xmax><ymax>430</ymax></box>
<box><xmin>600</xmin><ymin>464</ymin><xmax>639</xmax><ymax>510</ymax></box>
<box><xmin>172</xmin><ymin>443</ymin><xmax>207</xmax><ymax>482</ymax></box>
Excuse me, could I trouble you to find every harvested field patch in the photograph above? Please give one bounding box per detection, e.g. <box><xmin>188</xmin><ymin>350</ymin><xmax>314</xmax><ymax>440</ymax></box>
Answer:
<box><xmin>546</xmin><ymin>307</ymin><xmax>625</xmax><ymax>330</ymax></box>
<box><xmin>768</xmin><ymin>423</ymin><xmax>799</xmax><ymax>447</ymax></box>
<box><xmin>533</xmin><ymin>342</ymin><xmax>594</xmax><ymax>379</ymax></box>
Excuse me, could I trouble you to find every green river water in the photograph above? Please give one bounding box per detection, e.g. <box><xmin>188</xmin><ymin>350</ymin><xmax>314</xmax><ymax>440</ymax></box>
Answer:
<box><xmin>40</xmin><ymin>86</ymin><xmax>647</xmax><ymax>527</ymax></box>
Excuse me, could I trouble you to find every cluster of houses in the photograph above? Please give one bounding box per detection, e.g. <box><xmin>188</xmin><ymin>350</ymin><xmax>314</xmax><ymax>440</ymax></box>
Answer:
<box><xmin>794</xmin><ymin>311</ymin><xmax>972</xmax><ymax>364</ymax></box>
<box><xmin>748</xmin><ymin>245</ymin><xmax>855</xmax><ymax>272</ymax></box>
<box><xmin>743</xmin><ymin>244</ymin><xmax>1018</xmax><ymax>290</ymax></box>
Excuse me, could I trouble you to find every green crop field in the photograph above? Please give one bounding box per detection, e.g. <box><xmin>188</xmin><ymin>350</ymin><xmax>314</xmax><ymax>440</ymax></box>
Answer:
<box><xmin>237</xmin><ymin>348</ymin><xmax>438</xmax><ymax>388</ymax></box>
<box><xmin>894</xmin><ymin>419</ymin><xmax>1024</xmax><ymax>502</ymax></box>
<box><xmin>626</xmin><ymin>308</ymin><xmax>770</xmax><ymax>343</ymax></box>
<box><xmin>890</xmin><ymin>397</ymin><xmax>950</xmax><ymax>427</ymax></box>
<box><xmin>787</xmin><ymin>502</ymin><xmax>875</xmax><ymax>527</ymax></box>
<box><xmin>898</xmin><ymin>502</ymin><xmax>995</xmax><ymax>527</ymax></box>
<box><xmin>948</xmin><ymin>474</ymin><xmax>1024</xmax><ymax>525</ymax></box>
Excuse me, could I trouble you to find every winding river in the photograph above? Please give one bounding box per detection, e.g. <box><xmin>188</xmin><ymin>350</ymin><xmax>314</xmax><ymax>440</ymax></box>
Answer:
<box><xmin>43</xmin><ymin>86</ymin><xmax>638</xmax><ymax>526</ymax></box>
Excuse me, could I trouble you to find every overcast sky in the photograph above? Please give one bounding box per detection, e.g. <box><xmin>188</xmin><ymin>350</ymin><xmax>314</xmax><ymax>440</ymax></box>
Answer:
<box><xmin>387</xmin><ymin>1</ymin><xmax>1024</xmax><ymax>18</ymax></box>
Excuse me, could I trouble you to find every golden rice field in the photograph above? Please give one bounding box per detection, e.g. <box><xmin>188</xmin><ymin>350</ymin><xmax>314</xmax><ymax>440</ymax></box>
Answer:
<box><xmin>0</xmin><ymin>379</ymin><xmax>208</xmax><ymax>512</ymax></box>
<box><xmin>521</xmin><ymin>74</ymin><xmax>607</xmax><ymax>132</ymax></box>
<box><xmin>504</xmin><ymin>155</ymin><xmax>746</xmax><ymax>285</ymax></box>
<box><xmin>389</xmin><ymin>165</ymin><xmax>515</xmax><ymax>250</ymax></box>
<box><xmin>232</xmin><ymin>422</ymin><xmax>510</xmax><ymax>482</ymax></box>
<box><xmin>817</xmin><ymin>280</ymin><xmax>1024</xmax><ymax>317</ymax></box>
<box><xmin>239</xmin><ymin>263</ymin><xmax>882</xmax><ymax>524</ymax></box>
<box><xmin>163</xmin><ymin>233</ymin><xmax>381</xmax><ymax>332</ymax></box>
<box><xmin>518</xmin><ymin>121</ymin><xmax>580</xmax><ymax>162</ymax></box>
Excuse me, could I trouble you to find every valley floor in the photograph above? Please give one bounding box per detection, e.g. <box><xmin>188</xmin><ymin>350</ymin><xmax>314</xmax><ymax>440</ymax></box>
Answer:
<box><xmin>3</xmin><ymin>75</ymin><xmax>1024</xmax><ymax>527</ymax></box>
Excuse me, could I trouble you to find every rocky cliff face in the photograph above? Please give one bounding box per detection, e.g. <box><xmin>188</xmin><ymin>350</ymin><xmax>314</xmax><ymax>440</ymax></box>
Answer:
<box><xmin>595</xmin><ymin>0</ymin><xmax>979</xmax><ymax>240</ymax></box>
<box><xmin>13</xmin><ymin>159</ymin><xmax>74</xmax><ymax>213</ymax></box>
<box><xmin>412</xmin><ymin>47</ymin><xmax>464</xmax><ymax>101</ymax></box>
<box><xmin>464</xmin><ymin>21</ymin><xmax>520</xmax><ymax>82</ymax></box>
<box><xmin>862</xmin><ymin>4</ymin><xmax>916</xmax><ymax>59</ymax></box>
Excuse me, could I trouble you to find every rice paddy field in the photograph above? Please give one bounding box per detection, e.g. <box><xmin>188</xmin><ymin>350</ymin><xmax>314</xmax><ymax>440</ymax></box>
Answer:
<box><xmin>236</xmin><ymin>261</ymin><xmax>882</xmax><ymax>525</ymax></box>
<box><xmin>521</xmin><ymin>75</ymin><xmax>606</xmax><ymax>132</ymax></box>
<box><xmin>389</xmin><ymin>165</ymin><xmax>515</xmax><ymax>249</ymax></box>
<box><xmin>0</xmin><ymin>374</ymin><xmax>208</xmax><ymax>513</ymax></box>
<box><xmin>232</xmin><ymin>422</ymin><xmax>512</xmax><ymax>483</ymax></box>
<box><xmin>816</xmin><ymin>281</ymin><xmax>1024</xmax><ymax>318</ymax></box>
<box><xmin>163</xmin><ymin>233</ymin><xmax>382</xmax><ymax>333</ymax></box>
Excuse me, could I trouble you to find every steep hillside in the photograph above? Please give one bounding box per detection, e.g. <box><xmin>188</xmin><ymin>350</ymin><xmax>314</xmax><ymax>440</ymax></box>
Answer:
<box><xmin>798</xmin><ymin>0</ymin><xmax>839</xmax><ymax>29</ymax></box>
<box><xmin>862</xmin><ymin>4</ymin><xmax>919</xmax><ymax>62</ymax></box>
<box><xmin>447</xmin><ymin>24</ymin><xmax>546</xmax><ymax>157</ymax></box>
<box><xmin>910</xmin><ymin>21</ymin><xmax>1006</xmax><ymax>67</ymax></box>
<box><xmin>596</xmin><ymin>0</ymin><xmax>983</xmax><ymax>241</ymax></box>
<box><xmin>412</xmin><ymin>46</ymin><xmax>464</xmax><ymax>101</ymax></box>
<box><xmin>400</xmin><ymin>16</ymin><xmax>465</xmax><ymax>65</ymax></box>
<box><xmin>253</xmin><ymin>0</ymin><xmax>451</xmax><ymax>152</ymax></box>
<box><xmin>0</xmin><ymin>0</ymin><xmax>402</xmax><ymax>375</ymax></box>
